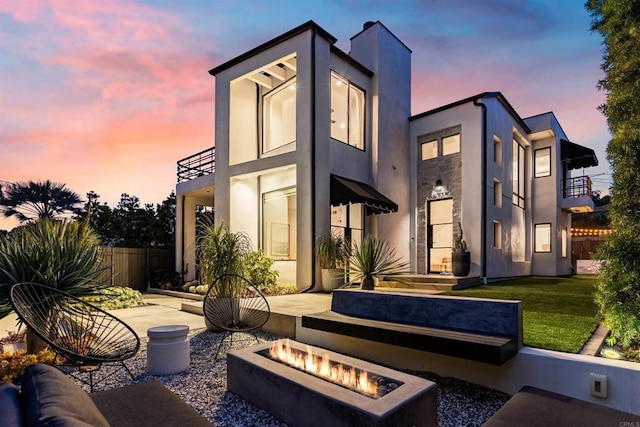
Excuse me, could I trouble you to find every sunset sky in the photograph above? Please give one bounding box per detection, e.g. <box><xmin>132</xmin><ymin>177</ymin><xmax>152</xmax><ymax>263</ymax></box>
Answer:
<box><xmin>0</xmin><ymin>0</ymin><xmax>611</xmax><ymax>231</ymax></box>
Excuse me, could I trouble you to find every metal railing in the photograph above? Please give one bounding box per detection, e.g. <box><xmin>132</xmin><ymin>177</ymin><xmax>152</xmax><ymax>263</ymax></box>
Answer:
<box><xmin>177</xmin><ymin>147</ymin><xmax>215</xmax><ymax>183</ymax></box>
<box><xmin>562</xmin><ymin>175</ymin><xmax>592</xmax><ymax>198</ymax></box>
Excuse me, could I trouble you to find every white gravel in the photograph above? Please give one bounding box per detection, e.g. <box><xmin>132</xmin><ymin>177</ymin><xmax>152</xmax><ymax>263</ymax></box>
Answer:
<box><xmin>72</xmin><ymin>329</ymin><xmax>509</xmax><ymax>426</ymax></box>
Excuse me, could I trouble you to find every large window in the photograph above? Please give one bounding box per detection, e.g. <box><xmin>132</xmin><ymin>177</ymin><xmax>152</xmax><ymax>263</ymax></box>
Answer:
<box><xmin>535</xmin><ymin>223</ymin><xmax>551</xmax><ymax>253</ymax></box>
<box><xmin>331</xmin><ymin>72</ymin><xmax>365</xmax><ymax>150</ymax></box>
<box><xmin>263</xmin><ymin>187</ymin><xmax>296</xmax><ymax>260</ymax></box>
<box><xmin>263</xmin><ymin>79</ymin><xmax>296</xmax><ymax>154</ymax></box>
<box><xmin>442</xmin><ymin>134</ymin><xmax>461</xmax><ymax>156</ymax></box>
<box><xmin>512</xmin><ymin>138</ymin><xmax>525</xmax><ymax>208</ymax></box>
<box><xmin>534</xmin><ymin>147</ymin><xmax>551</xmax><ymax>177</ymax></box>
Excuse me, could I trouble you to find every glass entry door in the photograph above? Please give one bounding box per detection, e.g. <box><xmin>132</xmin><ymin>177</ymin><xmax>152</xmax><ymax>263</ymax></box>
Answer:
<box><xmin>427</xmin><ymin>199</ymin><xmax>453</xmax><ymax>273</ymax></box>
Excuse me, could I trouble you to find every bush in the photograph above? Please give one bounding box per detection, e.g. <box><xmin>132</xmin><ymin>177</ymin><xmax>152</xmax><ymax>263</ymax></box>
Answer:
<box><xmin>1</xmin><ymin>349</ymin><xmax>56</xmax><ymax>384</ymax></box>
<box><xmin>596</xmin><ymin>231</ymin><xmax>640</xmax><ymax>347</ymax></box>
<box><xmin>245</xmin><ymin>250</ymin><xmax>279</xmax><ymax>291</ymax></box>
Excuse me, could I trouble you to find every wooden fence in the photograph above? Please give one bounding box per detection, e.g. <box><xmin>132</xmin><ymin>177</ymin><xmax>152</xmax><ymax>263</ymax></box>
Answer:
<box><xmin>97</xmin><ymin>247</ymin><xmax>174</xmax><ymax>291</ymax></box>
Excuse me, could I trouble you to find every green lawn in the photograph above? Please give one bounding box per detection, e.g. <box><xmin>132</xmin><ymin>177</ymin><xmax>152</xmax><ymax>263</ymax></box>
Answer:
<box><xmin>446</xmin><ymin>275</ymin><xmax>599</xmax><ymax>353</ymax></box>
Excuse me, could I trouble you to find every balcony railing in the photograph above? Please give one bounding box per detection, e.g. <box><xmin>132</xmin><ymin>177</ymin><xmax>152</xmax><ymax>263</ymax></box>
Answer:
<box><xmin>177</xmin><ymin>147</ymin><xmax>215</xmax><ymax>183</ymax></box>
<box><xmin>562</xmin><ymin>175</ymin><xmax>592</xmax><ymax>198</ymax></box>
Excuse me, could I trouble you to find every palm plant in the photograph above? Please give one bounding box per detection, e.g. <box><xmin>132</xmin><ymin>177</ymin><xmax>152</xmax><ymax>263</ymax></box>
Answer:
<box><xmin>0</xmin><ymin>180</ymin><xmax>83</xmax><ymax>223</ymax></box>
<box><xmin>346</xmin><ymin>235</ymin><xmax>409</xmax><ymax>290</ymax></box>
<box><xmin>0</xmin><ymin>218</ymin><xmax>108</xmax><ymax>352</ymax></box>
<box><xmin>196</xmin><ymin>219</ymin><xmax>253</xmax><ymax>295</ymax></box>
<box><xmin>315</xmin><ymin>230</ymin><xmax>346</xmax><ymax>270</ymax></box>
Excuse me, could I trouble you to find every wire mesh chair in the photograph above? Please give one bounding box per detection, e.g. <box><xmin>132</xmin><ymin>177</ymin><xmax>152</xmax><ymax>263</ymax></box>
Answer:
<box><xmin>9</xmin><ymin>282</ymin><xmax>140</xmax><ymax>391</ymax></box>
<box><xmin>203</xmin><ymin>274</ymin><xmax>270</xmax><ymax>358</ymax></box>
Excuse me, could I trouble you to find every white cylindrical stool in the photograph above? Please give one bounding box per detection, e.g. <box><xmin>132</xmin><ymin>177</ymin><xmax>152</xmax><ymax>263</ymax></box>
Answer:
<box><xmin>147</xmin><ymin>325</ymin><xmax>190</xmax><ymax>375</ymax></box>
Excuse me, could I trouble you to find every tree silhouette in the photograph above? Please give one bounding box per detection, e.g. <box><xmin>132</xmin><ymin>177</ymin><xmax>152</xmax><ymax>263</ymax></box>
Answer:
<box><xmin>0</xmin><ymin>180</ymin><xmax>83</xmax><ymax>223</ymax></box>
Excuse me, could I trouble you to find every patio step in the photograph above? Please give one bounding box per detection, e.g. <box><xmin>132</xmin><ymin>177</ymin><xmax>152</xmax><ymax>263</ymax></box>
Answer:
<box><xmin>180</xmin><ymin>293</ymin><xmax>333</xmax><ymax>339</ymax></box>
<box><xmin>381</xmin><ymin>274</ymin><xmax>483</xmax><ymax>291</ymax></box>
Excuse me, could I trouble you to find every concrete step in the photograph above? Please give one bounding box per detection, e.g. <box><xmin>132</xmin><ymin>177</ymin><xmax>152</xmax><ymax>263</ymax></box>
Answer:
<box><xmin>382</xmin><ymin>274</ymin><xmax>483</xmax><ymax>291</ymax></box>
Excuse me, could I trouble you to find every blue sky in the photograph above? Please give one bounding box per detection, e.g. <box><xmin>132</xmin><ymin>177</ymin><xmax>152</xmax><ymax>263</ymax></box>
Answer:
<box><xmin>0</xmin><ymin>0</ymin><xmax>610</xmax><ymax>230</ymax></box>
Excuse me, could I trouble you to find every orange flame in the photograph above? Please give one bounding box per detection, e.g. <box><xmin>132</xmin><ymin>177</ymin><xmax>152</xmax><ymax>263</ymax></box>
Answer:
<box><xmin>269</xmin><ymin>339</ymin><xmax>382</xmax><ymax>398</ymax></box>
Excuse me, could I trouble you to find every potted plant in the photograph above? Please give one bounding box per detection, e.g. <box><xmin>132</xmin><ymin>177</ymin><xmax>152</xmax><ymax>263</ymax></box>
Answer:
<box><xmin>346</xmin><ymin>235</ymin><xmax>409</xmax><ymax>290</ymax></box>
<box><xmin>452</xmin><ymin>222</ymin><xmax>471</xmax><ymax>276</ymax></box>
<box><xmin>315</xmin><ymin>231</ymin><xmax>346</xmax><ymax>292</ymax></box>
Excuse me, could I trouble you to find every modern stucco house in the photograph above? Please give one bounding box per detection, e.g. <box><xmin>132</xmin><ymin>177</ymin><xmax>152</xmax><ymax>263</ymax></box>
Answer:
<box><xmin>175</xmin><ymin>20</ymin><xmax>598</xmax><ymax>290</ymax></box>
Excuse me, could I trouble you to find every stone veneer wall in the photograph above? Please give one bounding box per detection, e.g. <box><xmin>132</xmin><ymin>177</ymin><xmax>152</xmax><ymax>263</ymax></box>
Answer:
<box><xmin>416</xmin><ymin>125</ymin><xmax>462</xmax><ymax>274</ymax></box>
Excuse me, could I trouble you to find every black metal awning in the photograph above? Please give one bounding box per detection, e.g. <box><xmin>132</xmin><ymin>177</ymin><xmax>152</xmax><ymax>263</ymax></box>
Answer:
<box><xmin>561</xmin><ymin>139</ymin><xmax>598</xmax><ymax>170</ymax></box>
<box><xmin>330</xmin><ymin>174</ymin><xmax>398</xmax><ymax>215</ymax></box>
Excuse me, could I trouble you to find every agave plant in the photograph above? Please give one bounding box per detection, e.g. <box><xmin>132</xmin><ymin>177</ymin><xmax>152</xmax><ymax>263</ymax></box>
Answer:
<box><xmin>346</xmin><ymin>235</ymin><xmax>409</xmax><ymax>290</ymax></box>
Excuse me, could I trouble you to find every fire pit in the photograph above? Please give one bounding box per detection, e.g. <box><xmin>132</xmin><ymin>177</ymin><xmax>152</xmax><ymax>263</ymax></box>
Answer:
<box><xmin>227</xmin><ymin>339</ymin><xmax>437</xmax><ymax>427</ymax></box>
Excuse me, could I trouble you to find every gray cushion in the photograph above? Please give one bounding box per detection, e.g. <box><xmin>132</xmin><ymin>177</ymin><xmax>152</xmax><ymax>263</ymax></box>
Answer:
<box><xmin>484</xmin><ymin>386</ymin><xmax>640</xmax><ymax>427</ymax></box>
<box><xmin>91</xmin><ymin>380</ymin><xmax>211</xmax><ymax>426</ymax></box>
<box><xmin>0</xmin><ymin>382</ymin><xmax>24</xmax><ymax>426</ymax></box>
<box><xmin>21</xmin><ymin>364</ymin><xmax>109</xmax><ymax>427</ymax></box>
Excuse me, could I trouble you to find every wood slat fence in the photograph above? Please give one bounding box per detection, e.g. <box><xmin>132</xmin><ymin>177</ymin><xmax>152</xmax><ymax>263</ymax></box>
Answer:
<box><xmin>97</xmin><ymin>247</ymin><xmax>174</xmax><ymax>291</ymax></box>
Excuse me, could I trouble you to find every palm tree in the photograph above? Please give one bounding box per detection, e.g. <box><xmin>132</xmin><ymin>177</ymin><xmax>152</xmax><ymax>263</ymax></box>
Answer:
<box><xmin>0</xmin><ymin>180</ymin><xmax>83</xmax><ymax>223</ymax></box>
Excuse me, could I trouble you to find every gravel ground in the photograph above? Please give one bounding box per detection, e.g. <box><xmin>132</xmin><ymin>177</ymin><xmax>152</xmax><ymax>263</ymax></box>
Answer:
<box><xmin>72</xmin><ymin>329</ymin><xmax>509</xmax><ymax>426</ymax></box>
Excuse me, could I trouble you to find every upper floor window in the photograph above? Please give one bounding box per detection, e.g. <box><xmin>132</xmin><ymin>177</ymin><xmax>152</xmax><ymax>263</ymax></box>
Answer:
<box><xmin>534</xmin><ymin>147</ymin><xmax>551</xmax><ymax>177</ymax></box>
<box><xmin>263</xmin><ymin>78</ymin><xmax>296</xmax><ymax>154</ymax></box>
<box><xmin>331</xmin><ymin>72</ymin><xmax>365</xmax><ymax>150</ymax></box>
<box><xmin>512</xmin><ymin>138</ymin><xmax>525</xmax><ymax>208</ymax></box>
<box><xmin>420</xmin><ymin>127</ymin><xmax>461</xmax><ymax>161</ymax></box>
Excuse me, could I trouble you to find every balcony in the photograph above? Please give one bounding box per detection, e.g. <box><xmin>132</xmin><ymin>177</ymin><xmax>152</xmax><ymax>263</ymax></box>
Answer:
<box><xmin>561</xmin><ymin>175</ymin><xmax>594</xmax><ymax>213</ymax></box>
<box><xmin>177</xmin><ymin>147</ymin><xmax>215</xmax><ymax>183</ymax></box>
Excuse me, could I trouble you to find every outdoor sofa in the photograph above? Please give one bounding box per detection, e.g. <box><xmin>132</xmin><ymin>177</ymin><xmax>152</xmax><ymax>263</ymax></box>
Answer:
<box><xmin>0</xmin><ymin>363</ymin><xmax>211</xmax><ymax>426</ymax></box>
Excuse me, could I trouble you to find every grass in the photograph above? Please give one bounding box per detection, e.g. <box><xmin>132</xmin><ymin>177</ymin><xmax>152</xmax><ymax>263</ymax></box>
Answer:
<box><xmin>446</xmin><ymin>275</ymin><xmax>599</xmax><ymax>353</ymax></box>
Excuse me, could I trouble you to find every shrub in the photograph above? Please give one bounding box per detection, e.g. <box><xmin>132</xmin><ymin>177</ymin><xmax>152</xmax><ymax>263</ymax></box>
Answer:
<box><xmin>0</xmin><ymin>218</ymin><xmax>107</xmax><ymax>319</ymax></box>
<box><xmin>82</xmin><ymin>286</ymin><xmax>146</xmax><ymax>310</ymax></box>
<box><xmin>245</xmin><ymin>249</ymin><xmax>279</xmax><ymax>291</ymax></box>
<box><xmin>1</xmin><ymin>349</ymin><xmax>56</xmax><ymax>384</ymax></box>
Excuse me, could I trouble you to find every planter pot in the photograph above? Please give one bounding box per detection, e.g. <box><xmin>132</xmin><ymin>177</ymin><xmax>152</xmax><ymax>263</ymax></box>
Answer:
<box><xmin>452</xmin><ymin>252</ymin><xmax>471</xmax><ymax>276</ymax></box>
<box><xmin>321</xmin><ymin>269</ymin><xmax>345</xmax><ymax>292</ymax></box>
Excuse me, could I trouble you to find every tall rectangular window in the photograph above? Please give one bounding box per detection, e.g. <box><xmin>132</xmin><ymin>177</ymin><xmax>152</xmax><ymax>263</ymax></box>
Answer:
<box><xmin>493</xmin><ymin>221</ymin><xmax>502</xmax><ymax>249</ymax></box>
<box><xmin>494</xmin><ymin>178</ymin><xmax>502</xmax><ymax>207</ymax></box>
<box><xmin>561</xmin><ymin>227</ymin><xmax>568</xmax><ymax>258</ymax></box>
<box><xmin>263</xmin><ymin>187</ymin><xmax>296</xmax><ymax>260</ymax></box>
<box><xmin>534</xmin><ymin>147</ymin><xmax>551</xmax><ymax>177</ymax></box>
<box><xmin>494</xmin><ymin>135</ymin><xmax>503</xmax><ymax>165</ymax></box>
<box><xmin>535</xmin><ymin>223</ymin><xmax>551</xmax><ymax>253</ymax></box>
<box><xmin>512</xmin><ymin>138</ymin><xmax>525</xmax><ymax>208</ymax></box>
<box><xmin>263</xmin><ymin>79</ymin><xmax>296</xmax><ymax>153</ymax></box>
<box><xmin>331</xmin><ymin>72</ymin><xmax>364</xmax><ymax>150</ymax></box>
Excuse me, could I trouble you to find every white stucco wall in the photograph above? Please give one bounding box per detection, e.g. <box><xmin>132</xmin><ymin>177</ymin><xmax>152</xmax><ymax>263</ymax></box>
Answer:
<box><xmin>350</xmin><ymin>23</ymin><xmax>412</xmax><ymax>264</ymax></box>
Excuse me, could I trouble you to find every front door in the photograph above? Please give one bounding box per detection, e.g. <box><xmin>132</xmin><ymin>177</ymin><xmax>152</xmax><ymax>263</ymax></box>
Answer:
<box><xmin>427</xmin><ymin>198</ymin><xmax>453</xmax><ymax>273</ymax></box>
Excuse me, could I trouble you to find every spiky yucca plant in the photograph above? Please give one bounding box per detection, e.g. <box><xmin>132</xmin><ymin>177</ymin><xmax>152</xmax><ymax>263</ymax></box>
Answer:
<box><xmin>0</xmin><ymin>218</ymin><xmax>107</xmax><ymax>353</ymax></box>
<box><xmin>0</xmin><ymin>218</ymin><xmax>107</xmax><ymax>320</ymax></box>
<box><xmin>346</xmin><ymin>235</ymin><xmax>409</xmax><ymax>290</ymax></box>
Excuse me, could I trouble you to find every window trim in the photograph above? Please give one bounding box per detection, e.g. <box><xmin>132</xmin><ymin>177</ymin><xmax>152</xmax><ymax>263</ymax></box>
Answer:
<box><xmin>330</xmin><ymin>71</ymin><xmax>366</xmax><ymax>151</ymax></box>
<box><xmin>534</xmin><ymin>223</ymin><xmax>552</xmax><ymax>253</ymax></box>
<box><xmin>534</xmin><ymin>147</ymin><xmax>552</xmax><ymax>178</ymax></box>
